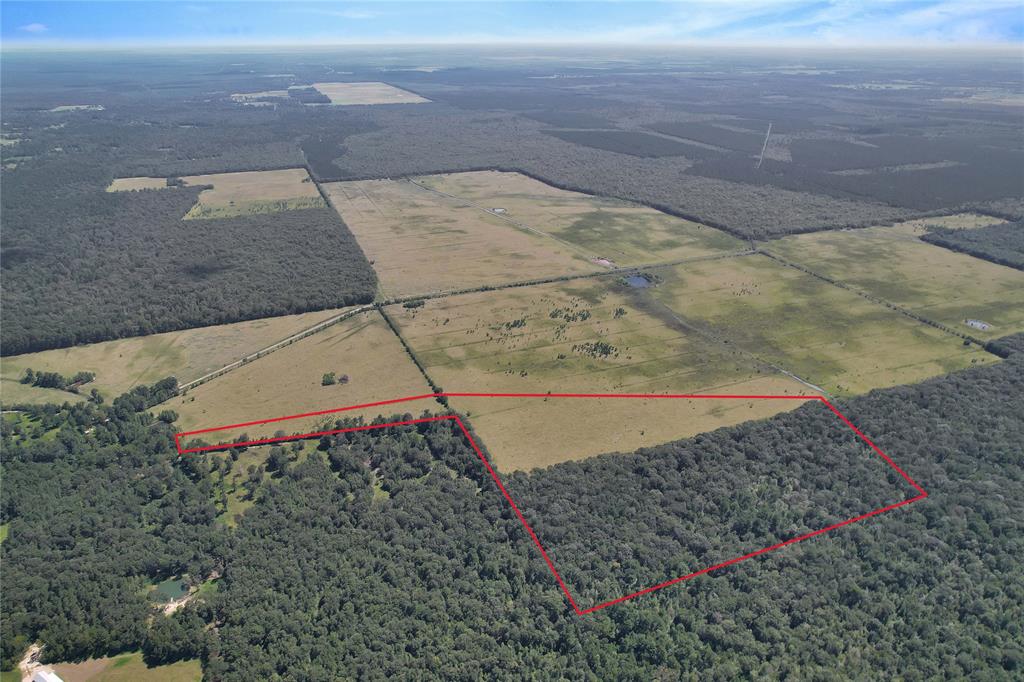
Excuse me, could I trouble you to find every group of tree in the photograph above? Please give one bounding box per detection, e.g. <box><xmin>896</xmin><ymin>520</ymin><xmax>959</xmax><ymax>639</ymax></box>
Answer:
<box><xmin>5</xmin><ymin>335</ymin><xmax>1020</xmax><ymax>678</ymax></box>
<box><xmin>920</xmin><ymin>220</ymin><xmax>1024</xmax><ymax>271</ymax></box>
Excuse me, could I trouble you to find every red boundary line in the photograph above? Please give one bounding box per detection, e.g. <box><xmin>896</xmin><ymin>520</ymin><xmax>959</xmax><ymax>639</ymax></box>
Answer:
<box><xmin>175</xmin><ymin>393</ymin><xmax>928</xmax><ymax>615</ymax></box>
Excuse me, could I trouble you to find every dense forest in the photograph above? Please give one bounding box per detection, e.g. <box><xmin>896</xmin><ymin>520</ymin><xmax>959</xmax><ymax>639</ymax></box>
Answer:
<box><xmin>3</xmin><ymin>336</ymin><xmax>1021</xmax><ymax>679</ymax></box>
<box><xmin>1</xmin><ymin>158</ymin><xmax>376</xmax><ymax>354</ymax></box>
<box><xmin>921</xmin><ymin>220</ymin><xmax>1024</xmax><ymax>271</ymax></box>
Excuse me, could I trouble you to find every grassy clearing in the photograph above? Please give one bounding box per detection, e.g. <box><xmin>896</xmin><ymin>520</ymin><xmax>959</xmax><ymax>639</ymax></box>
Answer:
<box><xmin>323</xmin><ymin>177</ymin><xmax>600</xmax><ymax>298</ymax></box>
<box><xmin>1</xmin><ymin>308</ymin><xmax>351</xmax><ymax>401</ymax></box>
<box><xmin>650</xmin><ymin>254</ymin><xmax>997</xmax><ymax>396</ymax></box>
<box><xmin>0</xmin><ymin>523</ymin><xmax>8</xmax><ymax>544</ymax></box>
<box><xmin>49</xmin><ymin>652</ymin><xmax>200</xmax><ymax>682</ymax></box>
<box><xmin>418</xmin><ymin>170</ymin><xmax>746</xmax><ymax>266</ymax></box>
<box><xmin>106</xmin><ymin>177</ymin><xmax>168</xmax><ymax>192</ymax></box>
<box><xmin>168</xmin><ymin>309</ymin><xmax>436</xmax><ymax>447</ymax></box>
<box><xmin>311</xmin><ymin>82</ymin><xmax>430</xmax><ymax>105</ymax></box>
<box><xmin>389</xmin><ymin>278</ymin><xmax>809</xmax><ymax>471</ymax></box>
<box><xmin>766</xmin><ymin>222</ymin><xmax>1024</xmax><ymax>340</ymax></box>
<box><xmin>180</xmin><ymin>168</ymin><xmax>324</xmax><ymax>219</ymax></box>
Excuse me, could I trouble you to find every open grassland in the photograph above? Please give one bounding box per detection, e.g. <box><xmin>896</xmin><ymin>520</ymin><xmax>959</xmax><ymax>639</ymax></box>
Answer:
<box><xmin>766</xmin><ymin>222</ymin><xmax>1024</xmax><ymax>340</ymax></box>
<box><xmin>893</xmin><ymin>212</ymin><xmax>1007</xmax><ymax>231</ymax></box>
<box><xmin>416</xmin><ymin>170</ymin><xmax>747</xmax><ymax>266</ymax></box>
<box><xmin>106</xmin><ymin>176</ymin><xmax>168</xmax><ymax>191</ymax></box>
<box><xmin>323</xmin><ymin>178</ymin><xmax>600</xmax><ymax>298</ymax></box>
<box><xmin>388</xmin><ymin>278</ymin><xmax>810</xmax><ymax>471</ymax></box>
<box><xmin>168</xmin><ymin>309</ymin><xmax>435</xmax><ymax>446</ymax></box>
<box><xmin>311</xmin><ymin>82</ymin><xmax>430</xmax><ymax>105</ymax></box>
<box><xmin>50</xmin><ymin>653</ymin><xmax>200</xmax><ymax>682</ymax></box>
<box><xmin>180</xmin><ymin>167</ymin><xmax>324</xmax><ymax>219</ymax></box>
<box><xmin>1</xmin><ymin>308</ymin><xmax>351</xmax><ymax>401</ymax></box>
<box><xmin>649</xmin><ymin>254</ymin><xmax>997</xmax><ymax>396</ymax></box>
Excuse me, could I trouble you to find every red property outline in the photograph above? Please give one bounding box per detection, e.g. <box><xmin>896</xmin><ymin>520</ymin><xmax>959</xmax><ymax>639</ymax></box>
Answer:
<box><xmin>175</xmin><ymin>393</ymin><xmax>928</xmax><ymax>615</ymax></box>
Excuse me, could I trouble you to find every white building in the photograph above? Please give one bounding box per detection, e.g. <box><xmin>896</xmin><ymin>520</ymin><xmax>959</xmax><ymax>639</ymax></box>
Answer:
<box><xmin>33</xmin><ymin>670</ymin><xmax>65</xmax><ymax>682</ymax></box>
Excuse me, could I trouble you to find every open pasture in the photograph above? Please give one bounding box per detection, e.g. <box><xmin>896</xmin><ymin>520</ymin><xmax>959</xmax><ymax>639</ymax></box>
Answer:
<box><xmin>649</xmin><ymin>254</ymin><xmax>997</xmax><ymax>396</ymax></box>
<box><xmin>1</xmin><ymin>307</ymin><xmax>351</xmax><ymax>401</ymax></box>
<box><xmin>180</xmin><ymin>167</ymin><xmax>324</xmax><ymax>219</ymax></box>
<box><xmin>311</xmin><ymin>82</ymin><xmax>430</xmax><ymax>105</ymax></box>
<box><xmin>388</xmin><ymin>278</ymin><xmax>810</xmax><ymax>471</ymax></box>
<box><xmin>49</xmin><ymin>652</ymin><xmax>201</xmax><ymax>682</ymax></box>
<box><xmin>168</xmin><ymin>309</ymin><xmax>435</xmax><ymax>446</ymax></box>
<box><xmin>323</xmin><ymin>177</ymin><xmax>600</xmax><ymax>298</ymax></box>
<box><xmin>766</xmin><ymin>221</ymin><xmax>1024</xmax><ymax>340</ymax></box>
<box><xmin>416</xmin><ymin>170</ymin><xmax>746</xmax><ymax>267</ymax></box>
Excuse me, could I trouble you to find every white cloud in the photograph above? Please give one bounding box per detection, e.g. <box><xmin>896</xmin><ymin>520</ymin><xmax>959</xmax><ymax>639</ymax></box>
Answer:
<box><xmin>18</xmin><ymin>23</ymin><xmax>48</xmax><ymax>34</ymax></box>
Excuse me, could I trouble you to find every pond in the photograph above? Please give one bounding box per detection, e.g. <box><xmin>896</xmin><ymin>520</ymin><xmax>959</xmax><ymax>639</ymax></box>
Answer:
<box><xmin>154</xmin><ymin>577</ymin><xmax>188</xmax><ymax>601</ymax></box>
<box><xmin>624</xmin><ymin>274</ymin><xmax>653</xmax><ymax>288</ymax></box>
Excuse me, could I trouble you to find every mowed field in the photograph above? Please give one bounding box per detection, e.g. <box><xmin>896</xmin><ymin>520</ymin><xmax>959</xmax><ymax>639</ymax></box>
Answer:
<box><xmin>311</xmin><ymin>81</ymin><xmax>430</xmax><ymax>105</ymax></box>
<box><xmin>48</xmin><ymin>652</ymin><xmax>201</xmax><ymax>682</ymax></box>
<box><xmin>388</xmin><ymin>278</ymin><xmax>810</xmax><ymax>471</ymax></box>
<box><xmin>180</xmin><ymin>167</ymin><xmax>324</xmax><ymax>219</ymax></box>
<box><xmin>323</xmin><ymin>177</ymin><xmax>601</xmax><ymax>298</ymax></box>
<box><xmin>168</xmin><ymin>309</ymin><xmax>436</xmax><ymax>447</ymax></box>
<box><xmin>766</xmin><ymin>219</ymin><xmax>1024</xmax><ymax>340</ymax></box>
<box><xmin>416</xmin><ymin>171</ymin><xmax>747</xmax><ymax>266</ymax></box>
<box><xmin>648</xmin><ymin>254</ymin><xmax>997</xmax><ymax>395</ymax></box>
<box><xmin>1</xmin><ymin>307</ymin><xmax>352</xmax><ymax>402</ymax></box>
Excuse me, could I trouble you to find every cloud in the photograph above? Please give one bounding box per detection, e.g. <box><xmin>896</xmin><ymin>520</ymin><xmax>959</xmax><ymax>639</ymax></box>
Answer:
<box><xmin>18</xmin><ymin>23</ymin><xmax>48</xmax><ymax>34</ymax></box>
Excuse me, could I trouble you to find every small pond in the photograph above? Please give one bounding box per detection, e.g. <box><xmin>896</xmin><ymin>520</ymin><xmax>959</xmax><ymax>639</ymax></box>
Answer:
<box><xmin>624</xmin><ymin>275</ymin><xmax>653</xmax><ymax>288</ymax></box>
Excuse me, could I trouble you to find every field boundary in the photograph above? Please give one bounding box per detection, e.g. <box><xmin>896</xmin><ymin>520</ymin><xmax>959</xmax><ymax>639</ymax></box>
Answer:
<box><xmin>175</xmin><ymin>392</ymin><xmax>928</xmax><ymax>615</ymax></box>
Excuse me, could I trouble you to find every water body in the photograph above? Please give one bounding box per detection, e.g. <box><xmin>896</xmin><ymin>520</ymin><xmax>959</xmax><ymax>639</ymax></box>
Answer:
<box><xmin>625</xmin><ymin>274</ymin><xmax>652</xmax><ymax>288</ymax></box>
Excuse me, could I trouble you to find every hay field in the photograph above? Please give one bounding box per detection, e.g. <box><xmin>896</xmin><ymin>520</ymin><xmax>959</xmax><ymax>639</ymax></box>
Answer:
<box><xmin>168</xmin><ymin>309</ymin><xmax>436</xmax><ymax>447</ymax></box>
<box><xmin>766</xmin><ymin>223</ymin><xmax>1024</xmax><ymax>340</ymax></box>
<box><xmin>417</xmin><ymin>171</ymin><xmax>746</xmax><ymax>266</ymax></box>
<box><xmin>106</xmin><ymin>177</ymin><xmax>168</xmax><ymax>191</ymax></box>
<box><xmin>388</xmin><ymin>278</ymin><xmax>810</xmax><ymax>471</ymax></box>
<box><xmin>180</xmin><ymin>168</ymin><xmax>324</xmax><ymax>219</ymax></box>
<box><xmin>1</xmin><ymin>308</ymin><xmax>351</xmax><ymax>400</ymax></box>
<box><xmin>322</xmin><ymin>178</ymin><xmax>600</xmax><ymax>298</ymax></box>
<box><xmin>311</xmin><ymin>82</ymin><xmax>430</xmax><ymax>105</ymax></box>
<box><xmin>649</xmin><ymin>254</ymin><xmax>997</xmax><ymax>396</ymax></box>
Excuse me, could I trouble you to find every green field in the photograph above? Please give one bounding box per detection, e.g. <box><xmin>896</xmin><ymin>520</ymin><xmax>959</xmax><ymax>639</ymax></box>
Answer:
<box><xmin>648</xmin><ymin>253</ymin><xmax>996</xmax><ymax>395</ymax></box>
<box><xmin>49</xmin><ymin>652</ymin><xmax>201</xmax><ymax>682</ymax></box>
<box><xmin>765</xmin><ymin>223</ymin><xmax>1024</xmax><ymax>340</ymax></box>
<box><xmin>389</xmin><ymin>277</ymin><xmax>809</xmax><ymax>470</ymax></box>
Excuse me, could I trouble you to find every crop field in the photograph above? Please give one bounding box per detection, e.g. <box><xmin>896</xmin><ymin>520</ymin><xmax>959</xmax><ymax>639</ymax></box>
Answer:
<box><xmin>648</xmin><ymin>254</ymin><xmax>997</xmax><ymax>395</ymax></box>
<box><xmin>106</xmin><ymin>176</ymin><xmax>168</xmax><ymax>191</ymax></box>
<box><xmin>311</xmin><ymin>82</ymin><xmax>430</xmax><ymax>105</ymax></box>
<box><xmin>322</xmin><ymin>177</ymin><xmax>600</xmax><ymax>298</ymax></box>
<box><xmin>168</xmin><ymin>309</ymin><xmax>435</xmax><ymax>446</ymax></box>
<box><xmin>180</xmin><ymin>167</ymin><xmax>324</xmax><ymax>219</ymax></box>
<box><xmin>1</xmin><ymin>308</ymin><xmax>351</xmax><ymax>401</ymax></box>
<box><xmin>415</xmin><ymin>171</ymin><xmax>747</xmax><ymax>267</ymax></box>
<box><xmin>388</xmin><ymin>278</ymin><xmax>810</xmax><ymax>471</ymax></box>
<box><xmin>765</xmin><ymin>223</ymin><xmax>1024</xmax><ymax>340</ymax></box>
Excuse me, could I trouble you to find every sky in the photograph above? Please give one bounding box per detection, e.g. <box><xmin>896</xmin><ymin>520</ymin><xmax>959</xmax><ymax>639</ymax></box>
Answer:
<box><xmin>2</xmin><ymin>1</ymin><xmax>1023</xmax><ymax>48</ymax></box>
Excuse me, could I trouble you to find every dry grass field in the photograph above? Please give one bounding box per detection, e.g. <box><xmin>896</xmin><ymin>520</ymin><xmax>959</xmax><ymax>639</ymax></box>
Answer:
<box><xmin>649</xmin><ymin>254</ymin><xmax>997</xmax><ymax>395</ymax></box>
<box><xmin>417</xmin><ymin>171</ymin><xmax>747</xmax><ymax>266</ymax></box>
<box><xmin>180</xmin><ymin>167</ymin><xmax>324</xmax><ymax>219</ymax></box>
<box><xmin>766</xmin><ymin>222</ymin><xmax>1024</xmax><ymax>340</ymax></box>
<box><xmin>322</xmin><ymin>178</ymin><xmax>600</xmax><ymax>298</ymax></box>
<box><xmin>168</xmin><ymin>309</ymin><xmax>436</xmax><ymax>447</ymax></box>
<box><xmin>1</xmin><ymin>308</ymin><xmax>351</xmax><ymax>401</ymax></box>
<box><xmin>311</xmin><ymin>82</ymin><xmax>430</xmax><ymax>105</ymax></box>
<box><xmin>106</xmin><ymin>176</ymin><xmax>168</xmax><ymax>191</ymax></box>
<box><xmin>388</xmin><ymin>278</ymin><xmax>810</xmax><ymax>471</ymax></box>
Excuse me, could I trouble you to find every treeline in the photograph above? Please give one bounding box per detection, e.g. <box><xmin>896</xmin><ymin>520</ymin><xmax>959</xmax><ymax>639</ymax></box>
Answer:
<box><xmin>2</xmin><ymin>164</ymin><xmax>376</xmax><ymax>354</ymax></box>
<box><xmin>20</xmin><ymin>368</ymin><xmax>95</xmax><ymax>392</ymax></box>
<box><xmin>920</xmin><ymin>220</ymin><xmax>1024</xmax><ymax>271</ymax></box>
